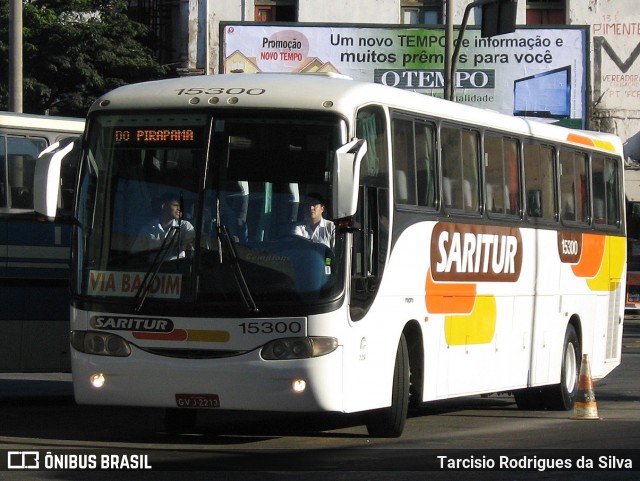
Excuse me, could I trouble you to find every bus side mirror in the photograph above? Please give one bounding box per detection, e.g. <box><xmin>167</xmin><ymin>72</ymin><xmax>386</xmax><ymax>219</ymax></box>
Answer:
<box><xmin>333</xmin><ymin>138</ymin><xmax>367</xmax><ymax>219</ymax></box>
<box><xmin>34</xmin><ymin>138</ymin><xmax>78</xmax><ymax>222</ymax></box>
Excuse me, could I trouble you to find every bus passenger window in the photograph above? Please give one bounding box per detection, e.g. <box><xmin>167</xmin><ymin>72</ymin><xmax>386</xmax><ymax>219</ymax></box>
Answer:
<box><xmin>415</xmin><ymin>122</ymin><xmax>436</xmax><ymax>207</ymax></box>
<box><xmin>6</xmin><ymin>136</ymin><xmax>47</xmax><ymax>209</ymax></box>
<box><xmin>504</xmin><ymin>138</ymin><xmax>520</xmax><ymax>215</ymax></box>
<box><xmin>560</xmin><ymin>149</ymin><xmax>588</xmax><ymax>224</ymax></box>
<box><xmin>523</xmin><ymin>142</ymin><xmax>555</xmax><ymax>220</ymax></box>
<box><xmin>357</xmin><ymin>107</ymin><xmax>388</xmax><ymax>180</ymax></box>
<box><xmin>605</xmin><ymin>159</ymin><xmax>620</xmax><ymax>227</ymax></box>
<box><xmin>391</xmin><ymin>115</ymin><xmax>437</xmax><ymax>209</ymax></box>
<box><xmin>441</xmin><ymin>126</ymin><xmax>479</xmax><ymax>213</ymax></box>
<box><xmin>0</xmin><ymin>136</ymin><xmax>6</xmax><ymax>208</ymax></box>
<box><xmin>592</xmin><ymin>156</ymin><xmax>620</xmax><ymax>227</ymax></box>
<box><xmin>484</xmin><ymin>135</ymin><xmax>506</xmax><ymax>214</ymax></box>
<box><xmin>392</xmin><ymin>118</ymin><xmax>416</xmax><ymax>205</ymax></box>
<box><xmin>484</xmin><ymin>134</ymin><xmax>520</xmax><ymax>216</ymax></box>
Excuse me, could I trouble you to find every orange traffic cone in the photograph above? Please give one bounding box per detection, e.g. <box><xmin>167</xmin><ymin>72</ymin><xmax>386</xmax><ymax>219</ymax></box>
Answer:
<box><xmin>571</xmin><ymin>354</ymin><xmax>601</xmax><ymax>420</ymax></box>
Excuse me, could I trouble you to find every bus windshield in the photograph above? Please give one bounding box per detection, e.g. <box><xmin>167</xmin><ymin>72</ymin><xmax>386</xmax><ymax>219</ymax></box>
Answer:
<box><xmin>76</xmin><ymin>112</ymin><xmax>346</xmax><ymax>311</ymax></box>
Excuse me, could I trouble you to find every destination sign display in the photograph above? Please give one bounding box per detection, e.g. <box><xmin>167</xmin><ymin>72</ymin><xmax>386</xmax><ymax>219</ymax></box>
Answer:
<box><xmin>111</xmin><ymin>127</ymin><xmax>201</xmax><ymax>146</ymax></box>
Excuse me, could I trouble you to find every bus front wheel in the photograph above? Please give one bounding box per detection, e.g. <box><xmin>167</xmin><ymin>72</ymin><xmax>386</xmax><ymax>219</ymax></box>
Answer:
<box><xmin>365</xmin><ymin>334</ymin><xmax>409</xmax><ymax>438</ymax></box>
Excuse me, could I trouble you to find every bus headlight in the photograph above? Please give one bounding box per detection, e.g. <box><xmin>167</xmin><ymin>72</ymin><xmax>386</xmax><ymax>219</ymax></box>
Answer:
<box><xmin>71</xmin><ymin>331</ymin><xmax>132</xmax><ymax>357</ymax></box>
<box><xmin>261</xmin><ymin>337</ymin><xmax>338</xmax><ymax>360</ymax></box>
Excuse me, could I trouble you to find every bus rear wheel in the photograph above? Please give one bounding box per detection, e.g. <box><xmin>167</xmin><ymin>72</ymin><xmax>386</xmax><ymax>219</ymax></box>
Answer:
<box><xmin>513</xmin><ymin>387</ymin><xmax>545</xmax><ymax>410</ymax></box>
<box><xmin>514</xmin><ymin>324</ymin><xmax>580</xmax><ymax>411</ymax></box>
<box><xmin>365</xmin><ymin>334</ymin><xmax>409</xmax><ymax>438</ymax></box>
<box><xmin>543</xmin><ymin>324</ymin><xmax>581</xmax><ymax>410</ymax></box>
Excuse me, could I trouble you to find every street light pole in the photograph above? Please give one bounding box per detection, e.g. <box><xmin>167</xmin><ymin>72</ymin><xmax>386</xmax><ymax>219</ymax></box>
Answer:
<box><xmin>9</xmin><ymin>0</ymin><xmax>23</xmax><ymax>113</ymax></box>
<box><xmin>444</xmin><ymin>0</ymin><xmax>517</xmax><ymax>102</ymax></box>
<box><xmin>444</xmin><ymin>0</ymin><xmax>454</xmax><ymax>101</ymax></box>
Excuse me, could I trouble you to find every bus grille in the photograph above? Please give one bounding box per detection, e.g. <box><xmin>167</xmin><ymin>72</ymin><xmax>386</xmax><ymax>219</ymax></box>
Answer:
<box><xmin>139</xmin><ymin>348</ymin><xmax>249</xmax><ymax>359</ymax></box>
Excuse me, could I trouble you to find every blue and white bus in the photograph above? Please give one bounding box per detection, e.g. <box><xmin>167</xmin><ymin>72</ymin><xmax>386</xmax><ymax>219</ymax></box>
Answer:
<box><xmin>1</xmin><ymin>111</ymin><xmax>84</xmax><ymax>372</ymax></box>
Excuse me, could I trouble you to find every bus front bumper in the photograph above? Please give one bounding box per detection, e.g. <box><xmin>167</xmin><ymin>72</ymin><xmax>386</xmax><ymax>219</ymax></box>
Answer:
<box><xmin>71</xmin><ymin>345</ymin><xmax>345</xmax><ymax>413</ymax></box>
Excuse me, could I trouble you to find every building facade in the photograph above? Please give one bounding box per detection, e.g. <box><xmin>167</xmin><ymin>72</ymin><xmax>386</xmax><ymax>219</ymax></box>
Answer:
<box><xmin>136</xmin><ymin>0</ymin><xmax>640</xmax><ymax>160</ymax></box>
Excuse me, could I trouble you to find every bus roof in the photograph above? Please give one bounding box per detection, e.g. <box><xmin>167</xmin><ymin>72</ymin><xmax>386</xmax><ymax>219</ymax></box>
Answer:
<box><xmin>0</xmin><ymin>111</ymin><xmax>85</xmax><ymax>133</ymax></box>
<box><xmin>90</xmin><ymin>73</ymin><xmax>623</xmax><ymax>156</ymax></box>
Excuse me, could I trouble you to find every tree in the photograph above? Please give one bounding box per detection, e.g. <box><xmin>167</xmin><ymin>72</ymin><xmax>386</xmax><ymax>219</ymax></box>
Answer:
<box><xmin>0</xmin><ymin>0</ymin><xmax>169</xmax><ymax>116</ymax></box>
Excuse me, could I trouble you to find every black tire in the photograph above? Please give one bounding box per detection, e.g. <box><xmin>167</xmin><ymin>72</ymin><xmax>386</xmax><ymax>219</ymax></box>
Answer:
<box><xmin>366</xmin><ymin>334</ymin><xmax>409</xmax><ymax>438</ymax></box>
<box><xmin>543</xmin><ymin>324</ymin><xmax>581</xmax><ymax>410</ymax></box>
<box><xmin>407</xmin><ymin>337</ymin><xmax>423</xmax><ymax>410</ymax></box>
<box><xmin>163</xmin><ymin>408</ymin><xmax>198</xmax><ymax>434</ymax></box>
<box><xmin>514</xmin><ymin>387</ymin><xmax>545</xmax><ymax>410</ymax></box>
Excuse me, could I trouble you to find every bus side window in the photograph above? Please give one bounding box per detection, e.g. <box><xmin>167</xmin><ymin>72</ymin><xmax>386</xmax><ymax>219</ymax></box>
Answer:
<box><xmin>461</xmin><ymin>130</ymin><xmax>479</xmax><ymax>212</ymax></box>
<box><xmin>415</xmin><ymin>121</ymin><xmax>437</xmax><ymax>207</ymax></box>
<box><xmin>391</xmin><ymin>114</ymin><xmax>437</xmax><ymax>209</ymax></box>
<box><xmin>484</xmin><ymin>134</ymin><xmax>521</xmax><ymax>216</ymax></box>
<box><xmin>524</xmin><ymin>142</ymin><xmax>556</xmax><ymax>221</ymax></box>
<box><xmin>0</xmin><ymin>136</ymin><xmax>6</xmax><ymax>207</ymax></box>
<box><xmin>605</xmin><ymin>158</ymin><xmax>621</xmax><ymax>227</ymax></box>
<box><xmin>441</xmin><ymin>127</ymin><xmax>461</xmax><ymax>209</ymax></box>
<box><xmin>441</xmin><ymin>126</ymin><xmax>479</xmax><ymax>213</ymax></box>
<box><xmin>6</xmin><ymin>136</ymin><xmax>48</xmax><ymax>209</ymax></box>
<box><xmin>560</xmin><ymin>149</ymin><xmax>588</xmax><ymax>224</ymax></box>
<box><xmin>484</xmin><ymin>134</ymin><xmax>506</xmax><ymax>214</ymax></box>
<box><xmin>592</xmin><ymin>157</ymin><xmax>606</xmax><ymax>224</ymax></box>
<box><xmin>392</xmin><ymin>117</ymin><xmax>416</xmax><ymax>205</ymax></box>
<box><xmin>592</xmin><ymin>155</ymin><xmax>620</xmax><ymax>227</ymax></box>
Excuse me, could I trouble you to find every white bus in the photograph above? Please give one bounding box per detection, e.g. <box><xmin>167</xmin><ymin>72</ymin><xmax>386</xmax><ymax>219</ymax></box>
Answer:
<box><xmin>1</xmin><ymin>111</ymin><xmax>84</xmax><ymax>372</ymax></box>
<box><xmin>35</xmin><ymin>74</ymin><xmax>626</xmax><ymax>436</ymax></box>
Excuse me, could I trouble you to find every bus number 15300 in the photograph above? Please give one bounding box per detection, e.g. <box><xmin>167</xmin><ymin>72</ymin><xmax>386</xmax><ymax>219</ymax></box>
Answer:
<box><xmin>175</xmin><ymin>87</ymin><xmax>266</xmax><ymax>96</ymax></box>
<box><xmin>239</xmin><ymin>321</ymin><xmax>303</xmax><ymax>335</ymax></box>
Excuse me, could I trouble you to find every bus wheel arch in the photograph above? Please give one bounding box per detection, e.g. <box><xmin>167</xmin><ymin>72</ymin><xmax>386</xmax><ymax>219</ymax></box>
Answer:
<box><xmin>543</xmin><ymin>318</ymin><xmax>582</xmax><ymax>410</ymax></box>
<box><xmin>404</xmin><ymin>320</ymin><xmax>424</xmax><ymax>409</ymax></box>
<box><xmin>514</xmin><ymin>318</ymin><xmax>582</xmax><ymax>411</ymax></box>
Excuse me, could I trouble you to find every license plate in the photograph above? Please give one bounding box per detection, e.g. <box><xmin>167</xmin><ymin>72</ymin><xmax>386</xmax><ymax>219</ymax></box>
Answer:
<box><xmin>175</xmin><ymin>393</ymin><xmax>220</xmax><ymax>408</ymax></box>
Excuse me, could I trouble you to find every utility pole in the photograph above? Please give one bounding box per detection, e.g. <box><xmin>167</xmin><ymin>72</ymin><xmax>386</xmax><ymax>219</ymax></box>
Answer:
<box><xmin>9</xmin><ymin>0</ymin><xmax>23</xmax><ymax>112</ymax></box>
<box><xmin>444</xmin><ymin>0</ymin><xmax>517</xmax><ymax>102</ymax></box>
<box><xmin>444</xmin><ymin>0</ymin><xmax>454</xmax><ymax>102</ymax></box>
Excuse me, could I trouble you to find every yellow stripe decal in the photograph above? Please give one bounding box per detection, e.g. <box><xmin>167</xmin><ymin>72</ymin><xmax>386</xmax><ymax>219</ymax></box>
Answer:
<box><xmin>186</xmin><ymin>329</ymin><xmax>231</xmax><ymax>343</ymax></box>
<box><xmin>444</xmin><ymin>296</ymin><xmax>497</xmax><ymax>346</ymax></box>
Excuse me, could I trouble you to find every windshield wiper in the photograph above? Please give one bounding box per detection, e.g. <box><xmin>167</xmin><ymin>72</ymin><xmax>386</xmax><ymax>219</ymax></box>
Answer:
<box><xmin>133</xmin><ymin>225</ymin><xmax>180</xmax><ymax>312</ymax></box>
<box><xmin>217</xmin><ymin>224</ymin><xmax>259</xmax><ymax>314</ymax></box>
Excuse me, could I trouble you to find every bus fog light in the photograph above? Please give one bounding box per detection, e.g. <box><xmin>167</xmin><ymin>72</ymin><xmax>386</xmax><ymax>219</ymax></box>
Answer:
<box><xmin>292</xmin><ymin>379</ymin><xmax>306</xmax><ymax>393</ymax></box>
<box><xmin>90</xmin><ymin>373</ymin><xmax>106</xmax><ymax>388</ymax></box>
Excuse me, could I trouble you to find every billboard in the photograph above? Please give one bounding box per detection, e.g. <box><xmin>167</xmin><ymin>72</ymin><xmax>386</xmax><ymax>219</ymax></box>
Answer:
<box><xmin>222</xmin><ymin>23</ymin><xmax>588</xmax><ymax>128</ymax></box>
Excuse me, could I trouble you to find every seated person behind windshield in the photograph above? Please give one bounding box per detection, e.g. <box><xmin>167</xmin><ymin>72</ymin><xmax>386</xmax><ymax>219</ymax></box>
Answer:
<box><xmin>132</xmin><ymin>192</ymin><xmax>195</xmax><ymax>257</ymax></box>
<box><xmin>294</xmin><ymin>193</ymin><xmax>335</xmax><ymax>248</ymax></box>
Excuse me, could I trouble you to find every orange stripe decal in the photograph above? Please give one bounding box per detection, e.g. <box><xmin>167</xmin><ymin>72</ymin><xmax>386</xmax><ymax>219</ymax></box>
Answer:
<box><xmin>567</xmin><ymin>133</ymin><xmax>594</xmax><ymax>148</ymax></box>
<box><xmin>425</xmin><ymin>268</ymin><xmax>476</xmax><ymax>314</ymax></box>
<box><xmin>567</xmin><ymin>133</ymin><xmax>616</xmax><ymax>153</ymax></box>
<box><xmin>571</xmin><ymin>233</ymin><xmax>605</xmax><ymax>278</ymax></box>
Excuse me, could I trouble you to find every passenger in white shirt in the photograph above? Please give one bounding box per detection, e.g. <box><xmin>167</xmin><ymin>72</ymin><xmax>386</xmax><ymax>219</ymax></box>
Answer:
<box><xmin>294</xmin><ymin>193</ymin><xmax>335</xmax><ymax>249</ymax></box>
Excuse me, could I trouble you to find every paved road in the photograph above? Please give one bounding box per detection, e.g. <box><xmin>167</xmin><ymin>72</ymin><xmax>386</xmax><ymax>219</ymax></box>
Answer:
<box><xmin>1</xmin><ymin>318</ymin><xmax>639</xmax><ymax>481</ymax></box>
